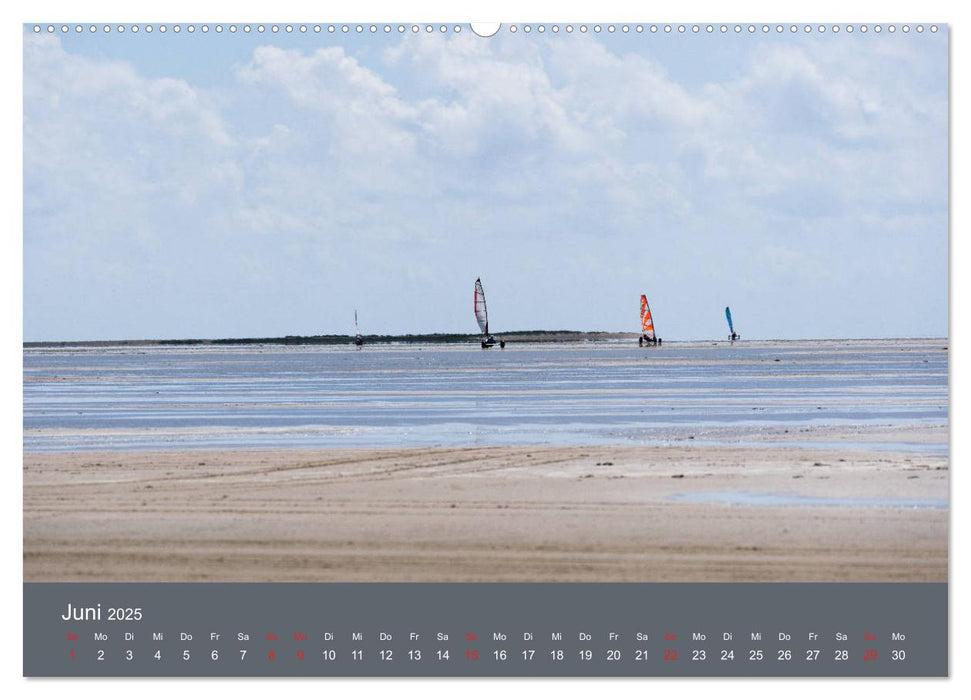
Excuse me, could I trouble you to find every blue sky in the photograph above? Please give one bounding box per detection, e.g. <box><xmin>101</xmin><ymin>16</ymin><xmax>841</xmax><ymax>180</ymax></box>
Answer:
<box><xmin>23</xmin><ymin>25</ymin><xmax>948</xmax><ymax>340</ymax></box>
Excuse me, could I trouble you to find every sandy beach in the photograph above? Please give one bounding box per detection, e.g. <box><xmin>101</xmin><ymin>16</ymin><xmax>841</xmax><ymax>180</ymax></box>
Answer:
<box><xmin>23</xmin><ymin>442</ymin><xmax>947</xmax><ymax>582</ymax></box>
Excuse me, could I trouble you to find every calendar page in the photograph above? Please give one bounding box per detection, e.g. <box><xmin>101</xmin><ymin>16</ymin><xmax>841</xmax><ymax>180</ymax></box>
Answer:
<box><xmin>21</xmin><ymin>18</ymin><xmax>948</xmax><ymax>678</ymax></box>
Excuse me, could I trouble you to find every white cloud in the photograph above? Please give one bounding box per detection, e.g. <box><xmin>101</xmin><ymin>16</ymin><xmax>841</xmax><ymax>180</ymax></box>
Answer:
<box><xmin>23</xmin><ymin>30</ymin><xmax>948</xmax><ymax>340</ymax></box>
<box><xmin>238</xmin><ymin>45</ymin><xmax>420</xmax><ymax>159</ymax></box>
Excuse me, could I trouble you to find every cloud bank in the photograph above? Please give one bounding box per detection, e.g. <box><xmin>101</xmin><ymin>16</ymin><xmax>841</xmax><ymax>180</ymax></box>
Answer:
<box><xmin>24</xmin><ymin>29</ymin><xmax>947</xmax><ymax>340</ymax></box>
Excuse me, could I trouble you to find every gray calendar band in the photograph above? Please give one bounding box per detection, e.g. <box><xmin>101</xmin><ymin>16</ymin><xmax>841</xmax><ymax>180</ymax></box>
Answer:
<box><xmin>24</xmin><ymin>582</ymin><xmax>947</xmax><ymax>677</ymax></box>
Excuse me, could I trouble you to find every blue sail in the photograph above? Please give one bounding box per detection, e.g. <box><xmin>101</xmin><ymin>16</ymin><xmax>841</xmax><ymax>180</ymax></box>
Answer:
<box><xmin>725</xmin><ymin>307</ymin><xmax>734</xmax><ymax>334</ymax></box>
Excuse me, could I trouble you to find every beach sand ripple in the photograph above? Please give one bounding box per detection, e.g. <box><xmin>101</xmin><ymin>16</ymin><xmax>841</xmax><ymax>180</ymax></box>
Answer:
<box><xmin>23</xmin><ymin>444</ymin><xmax>947</xmax><ymax>582</ymax></box>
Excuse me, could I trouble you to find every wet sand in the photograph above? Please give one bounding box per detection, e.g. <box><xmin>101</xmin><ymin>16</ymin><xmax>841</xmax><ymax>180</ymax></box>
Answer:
<box><xmin>23</xmin><ymin>444</ymin><xmax>948</xmax><ymax>582</ymax></box>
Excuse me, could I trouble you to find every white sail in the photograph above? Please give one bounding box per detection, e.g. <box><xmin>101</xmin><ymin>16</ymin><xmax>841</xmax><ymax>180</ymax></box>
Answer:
<box><xmin>474</xmin><ymin>278</ymin><xmax>489</xmax><ymax>335</ymax></box>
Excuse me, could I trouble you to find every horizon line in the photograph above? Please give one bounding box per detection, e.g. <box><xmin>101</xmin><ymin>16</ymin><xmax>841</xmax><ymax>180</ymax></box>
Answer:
<box><xmin>23</xmin><ymin>332</ymin><xmax>950</xmax><ymax>347</ymax></box>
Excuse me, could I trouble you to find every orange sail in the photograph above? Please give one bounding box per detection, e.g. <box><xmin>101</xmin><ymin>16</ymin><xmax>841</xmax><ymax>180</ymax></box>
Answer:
<box><xmin>640</xmin><ymin>294</ymin><xmax>655</xmax><ymax>339</ymax></box>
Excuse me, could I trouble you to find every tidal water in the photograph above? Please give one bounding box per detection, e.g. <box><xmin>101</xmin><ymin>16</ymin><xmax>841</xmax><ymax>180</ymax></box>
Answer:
<box><xmin>23</xmin><ymin>340</ymin><xmax>948</xmax><ymax>453</ymax></box>
<box><xmin>669</xmin><ymin>491</ymin><xmax>949</xmax><ymax>509</ymax></box>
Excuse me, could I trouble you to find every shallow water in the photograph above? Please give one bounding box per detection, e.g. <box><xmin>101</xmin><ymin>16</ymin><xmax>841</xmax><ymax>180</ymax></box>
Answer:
<box><xmin>669</xmin><ymin>490</ymin><xmax>948</xmax><ymax>509</ymax></box>
<box><xmin>23</xmin><ymin>340</ymin><xmax>948</xmax><ymax>453</ymax></box>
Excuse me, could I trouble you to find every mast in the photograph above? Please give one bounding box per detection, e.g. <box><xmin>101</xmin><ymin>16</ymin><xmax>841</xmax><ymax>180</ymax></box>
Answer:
<box><xmin>354</xmin><ymin>309</ymin><xmax>363</xmax><ymax>346</ymax></box>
